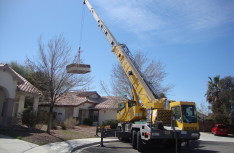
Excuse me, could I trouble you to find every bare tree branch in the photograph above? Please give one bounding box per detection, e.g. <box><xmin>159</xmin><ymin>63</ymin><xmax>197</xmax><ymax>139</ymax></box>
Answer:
<box><xmin>110</xmin><ymin>51</ymin><xmax>170</xmax><ymax>99</ymax></box>
<box><xmin>26</xmin><ymin>35</ymin><xmax>92</xmax><ymax>133</ymax></box>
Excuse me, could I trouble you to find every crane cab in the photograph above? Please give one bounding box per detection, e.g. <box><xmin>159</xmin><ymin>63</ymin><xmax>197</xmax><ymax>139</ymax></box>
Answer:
<box><xmin>117</xmin><ymin>100</ymin><xmax>145</xmax><ymax>122</ymax></box>
<box><xmin>170</xmin><ymin>101</ymin><xmax>199</xmax><ymax>131</ymax></box>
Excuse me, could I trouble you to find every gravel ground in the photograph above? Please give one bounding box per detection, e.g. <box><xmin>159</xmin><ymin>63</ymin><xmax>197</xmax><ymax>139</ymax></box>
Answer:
<box><xmin>0</xmin><ymin>125</ymin><xmax>97</xmax><ymax>145</ymax></box>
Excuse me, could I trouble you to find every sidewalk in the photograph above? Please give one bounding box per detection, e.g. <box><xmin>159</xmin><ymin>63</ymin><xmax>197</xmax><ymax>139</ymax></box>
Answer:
<box><xmin>0</xmin><ymin>134</ymin><xmax>118</xmax><ymax>153</ymax></box>
<box><xmin>0</xmin><ymin>134</ymin><xmax>38</xmax><ymax>153</ymax></box>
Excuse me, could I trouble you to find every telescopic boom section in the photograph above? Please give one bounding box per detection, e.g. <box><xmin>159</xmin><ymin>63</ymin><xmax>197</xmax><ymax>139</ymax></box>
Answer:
<box><xmin>83</xmin><ymin>0</ymin><xmax>118</xmax><ymax>47</ymax></box>
<box><xmin>84</xmin><ymin>0</ymin><xmax>161</xmax><ymax>108</ymax></box>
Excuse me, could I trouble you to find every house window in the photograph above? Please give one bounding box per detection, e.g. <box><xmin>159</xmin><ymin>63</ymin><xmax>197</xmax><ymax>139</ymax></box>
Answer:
<box><xmin>89</xmin><ymin>110</ymin><xmax>99</xmax><ymax>122</ymax></box>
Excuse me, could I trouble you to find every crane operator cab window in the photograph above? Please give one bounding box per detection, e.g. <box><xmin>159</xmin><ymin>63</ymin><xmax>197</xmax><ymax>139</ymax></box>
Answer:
<box><xmin>182</xmin><ymin>105</ymin><xmax>197</xmax><ymax>123</ymax></box>
<box><xmin>172</xmin><ymin>106</ymin><xmax>182</xmax><ymax>123</ymax></box>
<box><xmin>118</xmin><ymin>103</ymin><xmax>125</xmax><ymax>112</ymax></box>
<box><xmin>172</xmin><ymin>105</ymin><xmax>197</xmax><ymax>123</ymax></box>
<box><xmin>128</xmin><ymin>100</ymin><xmax>136</xmax><ymax>107</ymax></box>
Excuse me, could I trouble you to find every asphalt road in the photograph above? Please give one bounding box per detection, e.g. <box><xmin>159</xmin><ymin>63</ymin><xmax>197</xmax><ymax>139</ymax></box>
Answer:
<box><xmin>77</xmin><ymin>140</ymin><xmax>234</xmax><ymax>153</ymax></box>
<box><xmin>76</xmin><ymin>135</ymin><xmax>234</xmax><ymax>153</ymax></box>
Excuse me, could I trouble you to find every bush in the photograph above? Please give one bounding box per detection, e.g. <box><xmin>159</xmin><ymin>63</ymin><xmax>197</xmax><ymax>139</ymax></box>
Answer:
<box><xmin>102</xmin><ymin>119</ymin><xmax>118</xmax><ymax>129</ymax></box>
<box><xmin>22</xmin><ymin>107</ymin><xmax>37</xmax><ymax>128</ymax></box>
<box><xmin>83</xmin><ymin>118</ymin><xmax>92</xmax><ymax>126</ymax></box>
<box><xmin>37</xmin><ymin>111</ymin><xmax>48</xmax><ymax>124</ymax></box>
<box><xmin>64</xmin><ymin>117</ymin><xmax>77</xmax><ymax>128</ymax></box>
<box><xmin>61</xmin><ymin>122</ymin><xmax>67</xmax><ymax>130</ymax></box>
<box><xmin>22</xmin><ymin>108</ymin><xmax>49</xmax><ymax>129</ymax></box>
<box><xmin>52</xmin><ymin>121</ymin><xmax>57</xmax><ymax>130</ymax></box>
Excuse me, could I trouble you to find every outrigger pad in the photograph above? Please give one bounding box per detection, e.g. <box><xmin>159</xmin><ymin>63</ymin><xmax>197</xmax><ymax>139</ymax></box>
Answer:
<box><xmin>66</xmin><ymin>63</ymin><xmax>91</xmax><ymax>74</ymax></box>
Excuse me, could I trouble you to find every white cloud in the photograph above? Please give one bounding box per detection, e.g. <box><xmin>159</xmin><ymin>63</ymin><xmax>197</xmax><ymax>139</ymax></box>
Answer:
<box><xmin>163</xmin><ymin>0</ymin><xmax>234</xmax><ymax>30</ymax></box>
<box><xmin>92</xmin><ymin>0</ymin><xmax>165</xmax><ymax>33</ymax></box>
<box><xmin>91</xmin><ymin>0</ymin><xmax>234</xmax><ymax>43</ymax></box>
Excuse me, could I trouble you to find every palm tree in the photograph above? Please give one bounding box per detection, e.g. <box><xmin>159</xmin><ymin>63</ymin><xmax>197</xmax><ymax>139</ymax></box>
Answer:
<box><xmin>206</xmin><ymin>75</ymin><xmax>225</xmax><ymax>123</ymax></box>
<box><xmin>206</xmin><ymin>75</ymin><xmax>221</xmax><ymax>104</ymax></box>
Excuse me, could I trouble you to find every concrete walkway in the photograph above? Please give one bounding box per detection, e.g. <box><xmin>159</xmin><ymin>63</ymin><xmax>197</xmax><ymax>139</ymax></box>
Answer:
<box><xmin>0</xmin><ymin>134</ymin><xmax>38</xmax><ymax>153</ymax></box>
<box><xmin>0</xmin><ymin>134</ymin><xmax>118</xmax><ymax>153</ymax></box>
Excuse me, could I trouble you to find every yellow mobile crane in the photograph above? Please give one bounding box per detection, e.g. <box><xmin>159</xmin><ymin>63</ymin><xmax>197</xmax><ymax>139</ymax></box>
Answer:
<box><xmin>83</xmin><ymin>0</ymin><xmax>200</xmax><ymax>152</ymax></box>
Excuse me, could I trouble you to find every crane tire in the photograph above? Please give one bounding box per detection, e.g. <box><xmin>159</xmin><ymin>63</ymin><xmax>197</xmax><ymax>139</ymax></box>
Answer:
<box><xmin>137</xmin><ymin>131</ymin><xmax>144</xmax><ymax>152</ymax></box>
<box><xmin>132</xmin><ymin>130</ymin><xmax>137</xmax><ymax>149</ymax></box>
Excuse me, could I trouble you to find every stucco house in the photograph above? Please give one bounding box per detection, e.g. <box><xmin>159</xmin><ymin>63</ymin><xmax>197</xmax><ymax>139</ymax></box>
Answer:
<box><xmin>0</xmin><ymin>64</ymin><xmax>43</xmax><ymax>127</ymax></box>
<box><xmin>0</xmin><ymin>64</ymin><xmax>119</xmax><ymax>127</ymax></box>
<box><xmin>39</xmin><ymin>91</ymin><xmax>119</xmax><ymax>125</ymax></box>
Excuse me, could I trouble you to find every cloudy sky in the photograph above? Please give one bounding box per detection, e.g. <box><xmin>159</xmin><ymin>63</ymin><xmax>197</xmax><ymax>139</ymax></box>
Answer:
<box><xmin>93</xmin><ymin>0</ymin><xmax>234</xmax><ymax>43</ymax></box>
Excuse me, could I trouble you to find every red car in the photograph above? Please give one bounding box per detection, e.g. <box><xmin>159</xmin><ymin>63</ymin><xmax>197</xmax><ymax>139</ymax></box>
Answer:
<box><xmin>212</xmin><ymin>124</ymin><xmax>228</xmax><ymax>136</ymax></box>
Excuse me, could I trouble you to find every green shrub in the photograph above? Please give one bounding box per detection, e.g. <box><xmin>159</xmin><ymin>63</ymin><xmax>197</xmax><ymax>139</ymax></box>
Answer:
<box><xmin>61</xmin><ymin>122</ymin><xmax>67</xmax><ymax>130</ymax></box>
<box><xmin>52</xmin><ymin>121</ymin><xmax>57</xmax><ymax>130</ymax></box>
<box><xmin>102</xmin><ymin>119</ymin><xmax>118</xmax><ymax>129</ymax></box>
<box><xmin>16</xmin><ymin>136</ymin><xmax>23</xmax><ymax>140</ymax></box>
<box><xmin>22</xmin><ymin>107</ymin><xmax>37</xmax><ymax>128</ymax></box>
<box><xmin>83</xmin><ymin>118</ymin><xmax>92</xmax><ymax>126</ymax></box>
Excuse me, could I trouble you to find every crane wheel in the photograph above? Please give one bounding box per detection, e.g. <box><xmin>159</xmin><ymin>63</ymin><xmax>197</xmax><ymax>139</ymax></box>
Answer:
<box><xmin>137</xmin><ymin>131</ymin><xmax>145</xmax><ymax>152</ymax></box>
<box><xmin>132</xmin><ymin>130</ymin><xmax>137</xmax><ymax>149</ymax></box>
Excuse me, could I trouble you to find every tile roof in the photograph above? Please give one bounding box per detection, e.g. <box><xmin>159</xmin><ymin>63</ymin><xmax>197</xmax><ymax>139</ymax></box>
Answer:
<box><xmin>0</xmin><ymin>64</ymin><xmax>43</xmax><ymax>96</ymax></box>
<box><xmin>40</xmin><ymin>91</ymin><xmax>100</xmax><ymax>107</ymax></box>
<box><xmin>39</xmin><ymin>91</ymin><xmax>119</xmax><ymax>109</ymax></box>
<box><xmin>75</xmin><ymin>91</ymin><xmax>100</xmax><ymax>97</ymax></box>
<box><xmin>17</xmin><ymin>74</ymin><xmax>43</xmax><ymax>96</ymax></box>
<box><xmin>93</xmin><ymin>96</ymin><xmax>119</xmax><ymax>109</ymax></box>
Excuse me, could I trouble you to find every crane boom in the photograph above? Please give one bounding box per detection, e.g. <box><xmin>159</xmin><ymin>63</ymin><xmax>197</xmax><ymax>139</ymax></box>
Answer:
<box><xmin>84</xmin><ymin>0</ymin><xmax>118</xmax><ymax>47</ymax></box>
<box><xmin>83</xmin><ymin>0</ymin><xmax>161</xmax><ymax>108</ymax></box>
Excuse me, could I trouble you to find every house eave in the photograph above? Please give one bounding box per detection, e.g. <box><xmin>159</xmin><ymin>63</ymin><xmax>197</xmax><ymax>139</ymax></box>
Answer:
<box><xmin>0</xmin><ymin>64</ymin><xmax>24</xmax><ymax>84</ymax></box>
<box><xmin>39</xmin><ymin>100</ymin><xmax>96</xmax><ymax>107</ymax></box>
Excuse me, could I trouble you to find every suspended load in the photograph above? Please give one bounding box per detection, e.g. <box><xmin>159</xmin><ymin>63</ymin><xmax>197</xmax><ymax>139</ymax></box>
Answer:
<box><xmin>66</xmin><ymin>5</ymin><xmax>91</xmax><ymax>74</ymax></box>
<box><xmin>66</xmin><ymin>63</ymin><xmax>90</xmax><ymax>74</ymax></box>
<box><xmin>66</xmin><ymin>48</ymin><xmax>91</xmax><ymax>74</ymax></box>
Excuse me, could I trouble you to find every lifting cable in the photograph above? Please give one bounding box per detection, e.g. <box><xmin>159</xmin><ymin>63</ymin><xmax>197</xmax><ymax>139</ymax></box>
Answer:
<box><xmin>74</xmin><ymin>3</ymin><xmax>86</xmax><ymax>64</ymax></box>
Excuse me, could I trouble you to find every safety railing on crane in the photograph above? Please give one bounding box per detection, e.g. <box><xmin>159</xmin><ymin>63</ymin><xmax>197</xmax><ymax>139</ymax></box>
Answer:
<box><xmin>120</xmin><ymin>44</ymin><xmax>158</xmax><ymax>97</ymax></box>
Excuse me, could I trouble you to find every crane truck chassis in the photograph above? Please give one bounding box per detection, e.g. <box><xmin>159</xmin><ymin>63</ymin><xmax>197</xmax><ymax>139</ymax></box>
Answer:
<box><xmin>99</xmin><ymin>102</ymin><xmax>200</xmax><ymax>152</ymax></box>
<box><xmin>83</xmin><ymin>0</ymin><xmax>200</xmax><ymax>152</ymax></box>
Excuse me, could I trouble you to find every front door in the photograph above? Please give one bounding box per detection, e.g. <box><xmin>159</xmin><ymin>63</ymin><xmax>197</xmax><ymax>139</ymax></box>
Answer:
<box><xmin>89</xmin><ymin>110</ymin><xmax>99</xmax><ymax>125</ymax></box>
